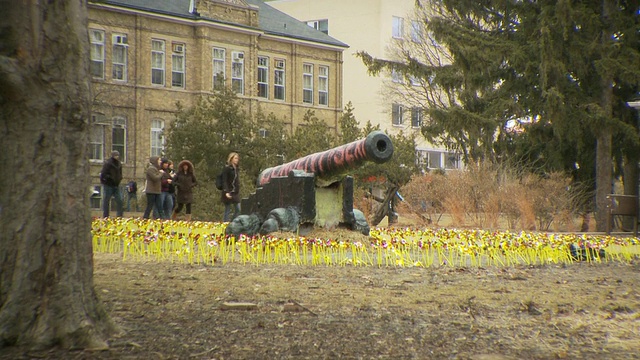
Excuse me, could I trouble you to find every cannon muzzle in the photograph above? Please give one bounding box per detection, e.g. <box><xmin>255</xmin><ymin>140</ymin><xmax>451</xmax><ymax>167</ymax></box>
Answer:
<box><xmin>257</xmin><ymin>131</ymin><xmax>393</xmax><ymax>186</ymax></box>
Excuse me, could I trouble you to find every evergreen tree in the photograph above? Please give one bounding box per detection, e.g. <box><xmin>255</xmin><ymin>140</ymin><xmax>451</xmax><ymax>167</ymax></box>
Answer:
<box><xmin>359</xmin><ymin>0</ymin><xmax>639</xmax><ymax>230</ymax></box>
<box><xmin>338</xmin><ymin>101</ymin><xmax>363</xmax><ymax>143</ymax></box>
<box><xmin>285</xmin><ymin>110</ymin><xmax>338</xmax><ymax>160</ymax></box>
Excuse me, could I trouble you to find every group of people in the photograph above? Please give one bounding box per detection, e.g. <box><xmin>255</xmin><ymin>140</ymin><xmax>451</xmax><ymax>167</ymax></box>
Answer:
<box><xmin>141</xmin><ymin>156</ymin><xmax>198</xmax><ymax>221</ymax></box>
<box><xmin>100</xmin><ymin>150</ymin><xmax>241</xmax><ymax>222</ymax></box>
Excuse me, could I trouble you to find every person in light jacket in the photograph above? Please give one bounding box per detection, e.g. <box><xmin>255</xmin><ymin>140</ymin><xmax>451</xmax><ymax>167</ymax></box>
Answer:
<box><xmin>143</xmin><ymin>156</ymin><xmax>164</xmax><ymax>219</ymax></box>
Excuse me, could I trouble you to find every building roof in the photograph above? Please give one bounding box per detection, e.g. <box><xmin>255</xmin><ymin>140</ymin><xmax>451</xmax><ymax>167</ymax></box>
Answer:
<box><xmin>93</xmin><ymin>0</ymin><xmax>348</xmax><ymax>48</ymax></box>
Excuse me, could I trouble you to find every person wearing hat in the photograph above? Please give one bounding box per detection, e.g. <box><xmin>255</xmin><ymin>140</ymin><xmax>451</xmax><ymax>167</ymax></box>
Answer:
<box><xmin>99</xmin><ymin>150</ymin><xmax>124</xmax><ymax>217</ymax></box>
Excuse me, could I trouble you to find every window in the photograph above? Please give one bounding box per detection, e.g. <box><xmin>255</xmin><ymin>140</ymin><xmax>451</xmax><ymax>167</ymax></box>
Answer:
<box><xmin>306</xmin><ymin>19</ymin><xmax>329</xmax><ymax>35</ymax></box>
<box><xmin>411</xmin><ymin>20</ymin><xmax>422</xmax><ymax>43</ymax></box>
<box><xmin>231</xmin><ymin>51</ymin><xmax>244</xmax><ymax>94</ymax></box>
<box><xmin>90</xmin><ymin>29</ymin><xmax>105</xmax><ymax>79</ymax></box>
<box><xmin>112</xmin><ymin>34</ymin><xmax>127</xmax><ymax>81</ymax></box>
<box><xmin>392</xmin><ymin>103</ymin><xmax>404</xmax><ymax>125</ymax></box>
<box><xmin>416</xmin><ymin>150</ymin><xmax>427</xmax><ymax>169</ymax></box>
<box><xmin>391</xmin><ymin>69</ymin><xmax>402</xmax><ymax>83</ymax></box>
<box><xmin>89</xmin><ymin>113</ymin><xmax>106</xmax><ymax>161</ymax></box>
<box><xmin>428</xmin><ymin>151</ymin><xmax>442</xmax><ymax>169</ymax></box>
<box><xmin>172</xmin><ymin>43</ymin><xmax>185</xmax><ymax>88</ymax></box>
<box><xmin>90</xmin><ymin>185</ymin><xmax>102</xmax><ymax>209</ymax></box>
<box><xmin>392</xmin><ymin>16</ymin><xmax>404</xmax><ymax>39</ymax></box>
<box><xmin>417</xmin><ymin>150</ymin><xmax>460</xmax><ymax>170</ymax></box>
<box><xmin>259</xmin><ymin>128</ymin><xmax>269</xmax><ymax>138</ymax></box>
<box><xmin>212</xmin><ymin>47</ymin><xmax>226</xmax><ymax>90</ymax></box>
<box><xmin>257</xmin><ymin>56</ymin><xmax>269</xmax><ymax>98</ymax></box>
<box><xmin>151</xmin><ymin>39</ymin><xmax>165</xmax><ymax>85</ymax></box>
<box><xmin>112</xmin><ymin>117</ymin><xmax>127</xmax><ymax>162</ymax></box>
<box><xmin>274</xmin><ymin>59</ymin><xmax>285</xmax><ymax>100</ymax></box>
<box><xmin>445</xmin><ymin>152</ymin><xmax>460</xmax><ymax>169</ymax></box>
<box><xmin>416</xmin><ymin>150</ymin><xmax>427</xmax><ymax>170</ymax></box>
<box><xmin>411</xmin><ymin>107</ymin><xmax>422</xmax><ymax>128</ymax></box>
<box><xmin>150</xmin><ymin>119</ymin><xmax>164</xmax><ymax>157</ymax></box>
<box><xmin>303</xmin><ymin>63</ymin><xmax>313</xmax><ymax>104</ymax></box>
<box><xmin>318</xmin><ymin>66</ymin><xmax>328</xmax><ymax>106</ymax></box>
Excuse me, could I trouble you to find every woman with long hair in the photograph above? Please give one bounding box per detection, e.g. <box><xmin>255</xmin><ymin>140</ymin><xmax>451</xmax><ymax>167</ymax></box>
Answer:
<box><xmin>221</xmin><ymin>152</ymin><xmax>240</xmax><ymax>222</ymax></box>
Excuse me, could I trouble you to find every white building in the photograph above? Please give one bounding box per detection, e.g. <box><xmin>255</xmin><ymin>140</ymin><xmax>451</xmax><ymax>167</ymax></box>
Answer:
<box><xmin>269</xmin><ymin>0</ymin><xmax>461</xmax><ymax>171</ymax></box>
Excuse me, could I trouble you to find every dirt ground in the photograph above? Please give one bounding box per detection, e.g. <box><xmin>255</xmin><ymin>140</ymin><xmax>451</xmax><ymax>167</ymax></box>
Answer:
<box><xmin>2</xmin><ymin>237</ymin><xmax>639</xmax><ymax>360</ymax></box>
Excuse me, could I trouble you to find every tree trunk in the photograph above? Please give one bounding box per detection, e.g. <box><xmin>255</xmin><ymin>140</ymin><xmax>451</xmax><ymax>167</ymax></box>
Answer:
<box><xmin>0</xmin><ymin>0</ymin><xmax>115</xmax><ymax>350</ymax></box>
<box><xmin>595</xmin><ymin>129</ymin><xmax>613</xmax><ymax>231</ymax></box>
<box><xmin>594</xmin><ymin>0</ymin><xmax>615</xmax><ymax>232</ymax></box>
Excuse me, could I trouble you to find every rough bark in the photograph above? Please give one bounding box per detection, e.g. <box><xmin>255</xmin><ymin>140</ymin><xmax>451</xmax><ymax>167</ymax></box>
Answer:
<box><xmin>595</xmin><ymin>129</ymin><xmax>613</xmax><ymax>231</ymax></box>
<box><xmin>594</xmin><ymin>0</ymin><xmax>615</xmax><ymax>232</ymax></box>
<box><xmin>0</xmin><ymin>0</ymin><xmax>115</xmax><ymax>350</ymax></box>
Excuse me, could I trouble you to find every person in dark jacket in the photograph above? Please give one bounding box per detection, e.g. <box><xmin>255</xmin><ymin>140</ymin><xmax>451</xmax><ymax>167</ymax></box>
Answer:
<box><xmin>167</xmin><ymin>160</ymin><xmax>177</xmax><ymax>214</ymax></box>
<box><xmin>158</xmin><ymin>158</ymin><xmax>174</xmax><ymax>220</ymax></box>
<box><xmin>172</xmin><ymin>160</ymin><xmax>197</xmax><ymax>221</ymax></box>
<box><xmin>143</xmin><ymin>156</ymin><xmax>164</xmax><ymax>219</ymax></box>
<box><xmin>221</xmin><ymin>152</ymin><xmax>240</xmax><ymax>222</ymax></box>
<box><xmin>100</xmin><ymin>150</ymin><xmax>123</xmax><ymax>218</ymax></box>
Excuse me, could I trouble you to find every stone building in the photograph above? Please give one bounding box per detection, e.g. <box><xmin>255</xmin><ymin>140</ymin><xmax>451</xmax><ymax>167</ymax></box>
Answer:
<box><xmin>87</xmin><ymin>0</ymin><xmax>347</xmax><ymax>209</ymax></box>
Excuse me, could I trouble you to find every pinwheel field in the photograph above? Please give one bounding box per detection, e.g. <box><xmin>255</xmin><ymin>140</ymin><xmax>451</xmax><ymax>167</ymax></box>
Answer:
<box><xmin>5</xmin><ymin>218</ymin><xmax>640</xmax><ymax>360</ymax></box>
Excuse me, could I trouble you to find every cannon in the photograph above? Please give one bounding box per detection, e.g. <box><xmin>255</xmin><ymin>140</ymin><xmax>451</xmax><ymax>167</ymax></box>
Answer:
<box><xmin>231</xmin><ymin>131</ymin><xmax>393</xmax><ymax>236</ymax></box>
<box><xmin>257</xmin><ymin>130</ymin><xmax>394</xmax><ymax>186</ymax></box>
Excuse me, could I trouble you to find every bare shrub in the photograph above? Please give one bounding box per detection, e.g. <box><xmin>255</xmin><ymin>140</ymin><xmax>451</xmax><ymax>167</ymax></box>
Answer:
<box><xmin>399</xmin><ymin>161</ymin><xmax>586</xmax><ymax>231</ymax></box>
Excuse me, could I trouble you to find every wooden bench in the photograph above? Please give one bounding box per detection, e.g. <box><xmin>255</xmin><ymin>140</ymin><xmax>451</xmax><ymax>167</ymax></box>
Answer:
<box><xmin>606</xmin><ymin>194</ymin><xmax>638</xmax><ymax>236</ymax></box>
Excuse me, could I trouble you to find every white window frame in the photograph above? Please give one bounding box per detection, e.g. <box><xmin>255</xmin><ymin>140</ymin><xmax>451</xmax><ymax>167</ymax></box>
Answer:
<box><xmin>231</xmin><ymin>51</ymin><xmax>245</xmax><ymax>95</ymax></box>
<box><xmin>90</xmin><ymin>29</ymin><xmax>105</xmax><ymax>79</ymax></box>
<box><xmin>428</xmin><ymin>150</ymin><xmax>443</xmax><ymax>169</ymax></box>
<box><xmin>212</xmin><ymin>47</ymin><xmax>226</xmax><ymax>90</ymax></box>
<box><xmin>151</xmin><ymin>39</ymin><xmax>165</xmax><ymax>86</ymax></box>
<box><xmin>112</xmin><ymin>116</ymin><xmax>127</xmax><ymax>163</ymax></box>
<box><xmin>257</xmin><ymin>56</ymin><xmax>269</xmax><ymax>98</ymax></box>
<box><xmin>411</xmin><ymin>107</ymin><xmax>422</xmax><ymax>128</ymax></box>
<box><xmin>416</xmin><ymin>149</ymin><xmax>428</xmax><ymax>170</ymax></box>
<box><xmin>392</xmin><ymin>16</ymin><xmax>404</xmax><ymax>39</ymax></box>
<box><xmin>318</xmin><ymin>65</ymin><xmax>329</xmax><ymax>106</ymax></box>
<box><xmin>391</xmin><ymin>69</ymin><xmax>403</xmax><ymax>83</ymax></box>
<box><xmin>150</xmin><ymin>119</ymin><xmax>165</xmax><ymax>157</ymax></box>
<box><xmin>90</xmin><ymin>185</ymin><xmax>102</xmax><ymax>209</ymax></box>
<box><xmin>90</xmin><ymin>113</ymin><xmax>106</xmax><ymax>161</ymax></box>
<box><xmin>112</xmin><ymin>34</ymin><xmax>128</xmax><ymax>81</ymax></box>
<box><xmin>445</xmin><ymin>152</ymin><xmax>460</xmax><ymax>169</ymax></box>
<box><xmin>303</xmin><ymin>63</ymin><xmax>314</xmax><ymax>104</ymax></box>
<box><xmin>392</xmin><ymin>103</ymin><xmax>404</xmax><ymax>126</ymax></box>
<box><xmin>306</xmin><ymin>19</ymin><xmax>329</xmax><ymax>34</ymax></box>
<box><xmin>274</xmin><ymin>59</ymin><xmax>286</xmax><ymax>101</ymax></box>
<box><xmin>411</xmin><ymin>20</ymin><xmax>422</xmax><ymax>43</ymax></box>
<box><xmin>171</xmin><ymin>43</ymin><xmax>185</xmax><ymax>88</ymax></box>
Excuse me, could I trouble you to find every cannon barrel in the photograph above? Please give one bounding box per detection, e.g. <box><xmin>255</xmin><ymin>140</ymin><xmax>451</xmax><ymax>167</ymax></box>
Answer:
<box><xmin>257</xmin><ymin>131</ymin><xmax>393</xmax><ymax>186</ymax></box>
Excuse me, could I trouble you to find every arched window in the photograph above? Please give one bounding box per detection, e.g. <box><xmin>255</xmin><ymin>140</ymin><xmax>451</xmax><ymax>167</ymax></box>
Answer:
<box><xmin>112</xmin><ymin>116</ymin><xmax>127</xmax><ymax>162</ymax></box>
<box><xmin>90</xmin><ymin>113</ymin><xmax>107</xmax><ymax>161</ymax></box>
<box><xmin>150</xmin><ymin>119</ymin><xmax>165</xmax><ymax>157</ymax></box>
